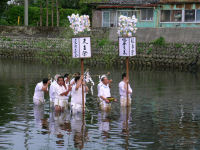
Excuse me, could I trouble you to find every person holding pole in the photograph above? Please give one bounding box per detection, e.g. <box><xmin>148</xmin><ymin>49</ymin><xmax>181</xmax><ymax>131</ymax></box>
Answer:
<box><xmin>119</xmin><ymin>73</ymin><xmax>132</xmax><ymax>107</ymax></box>
<box><xmin>71</xmin><ymin>75</ymin><xmax>89</xmax><ymax>114</ymax></box>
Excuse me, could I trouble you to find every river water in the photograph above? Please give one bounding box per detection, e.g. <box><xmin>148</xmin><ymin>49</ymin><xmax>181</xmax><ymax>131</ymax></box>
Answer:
<box><xmin>0</xmin><ymin>58</ymin><xmax>200</xmax><ymax>150</ymax></box>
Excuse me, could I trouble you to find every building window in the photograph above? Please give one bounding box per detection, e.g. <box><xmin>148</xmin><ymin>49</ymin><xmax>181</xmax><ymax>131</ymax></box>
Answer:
<box><xmin>117</xmin><ymin>10</ymin><xmax>137</xmax><ymax>27</ymax></box>
<box><xmin>161</xmin><ymin>10</ymin><xmax>182</xmax><ymax>22</ymax></box>
<box><xmin>119</xmin><ymin>11</ymin><xmax>128</xmax><ymax>17</ymax></box>
<box><xmin>185</xmin><ymin>10</ymin><xmax>195</xmax><ymax>22</ymax></box>
<box><xmin>161</xmin><ymin>9</ymin><xmax>200</xmax><ymax>23</ymax></box>
<box><xmin>141</xmin><ymin>9</ymin><xmax>153</xmax><ymax>21</ymax></box>
<box><xmin>171</xmin><ymin>10</ymin><xmax>182</xmax><ymax>22</ymax></box>
<box><xmin>161</xmin><ymin>10</ymin><xmax>170</xmax><ymax>22</ymax></box>
<box><xmin>102</xmin><ymin>11</ymin><xmax>110</xmax><ymax>27</ymax></box>
<box><xmin>196</xmin><ymin>10</ymin><xmax>200</xmax><ymax>22</ymax></box>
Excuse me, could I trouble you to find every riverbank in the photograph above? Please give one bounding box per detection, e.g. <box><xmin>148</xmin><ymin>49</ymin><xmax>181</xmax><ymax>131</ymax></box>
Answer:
<box><xmin>0</xmin><ymin>26</ymin><xmax>199</xmax><ymax>72</ymax></box>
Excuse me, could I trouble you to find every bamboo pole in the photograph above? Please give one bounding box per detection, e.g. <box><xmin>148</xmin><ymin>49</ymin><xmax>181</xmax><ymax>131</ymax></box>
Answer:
<box><xmin>126</xmin><ymin>57</ymin><xmax>129</xmax><ymax>107</ymax></box>
<box><xmin>81</xmin><ymin>59</ymin><xmax>85</xmax><ymax>115</ymax></box>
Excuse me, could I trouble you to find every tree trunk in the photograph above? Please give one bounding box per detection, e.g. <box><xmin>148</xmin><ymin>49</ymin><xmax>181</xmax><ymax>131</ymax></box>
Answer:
<box><xmin>51</xmin><ymin>0</ymin><xmax>54</xmax><ymax>27</ymax></box>
<box><xmin>46</xmin><ymin>0</ymin><xmax>48</xmax><ymax>26</ymax></box>
<box><xmin>40</xmin><ymin>0</ymin><xmax>43</xmax><ymax>26</ymax></box>
<box><xmin>56</xmin><ymin>0</ymin><xmax>59</xmax><ymax>27</ymax></box>
<box><xmin>24</xmin><ymin>0</ymin><xmax>28</xmax><ymax>26</ymax></box>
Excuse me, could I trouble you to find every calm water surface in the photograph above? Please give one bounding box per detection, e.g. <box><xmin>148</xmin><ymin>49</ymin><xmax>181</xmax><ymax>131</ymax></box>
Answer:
<box><xmin>0</xmin><ymin>58</ymin><xmax>200</xmax><ymax>150</ymax></box>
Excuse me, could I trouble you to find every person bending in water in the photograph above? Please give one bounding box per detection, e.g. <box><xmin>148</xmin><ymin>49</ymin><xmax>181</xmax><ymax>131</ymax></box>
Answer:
<box><xmin>71</xmin><ymin>75</ymin><xmax>89</xmax><ymax>114</ymax></box>
<box><xmin>33</xmin><ymin>78</ymin><xmax>50</xmax><ymax>105</ymax></box>
<box><xmin>49</xmin><ymin>74</ymin><xmax>60</xmax><ymax>106</ymax></box>
<box><xmin>54</xmin><ymin>76</ymin><xmax>72</xmax><ymax>112</ymax></box>
<box><xmin>119</xmin><ymin>73</ymin><xmax>132</xmax><ymax>106</ymax></box>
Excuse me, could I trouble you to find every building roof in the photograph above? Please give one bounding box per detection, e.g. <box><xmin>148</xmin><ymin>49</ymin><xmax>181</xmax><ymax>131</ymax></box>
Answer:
<box><xmin>84</xmin><ymin>0</ymin><xmax>159</xmax><ymax>5</ymax></box>
<box><xmin>82</xmin><ymin>0</ymin><xmax>200</xmax><ymax>5</ymax></box>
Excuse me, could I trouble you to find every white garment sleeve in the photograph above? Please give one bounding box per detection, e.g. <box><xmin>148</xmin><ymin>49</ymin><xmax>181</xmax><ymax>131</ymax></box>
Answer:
<box><xmin>128</xmin><ymin>84</ymin><xmax>132</xmax><ymax>94</ymax></box>
<box><xmin>99</xmin><ymin>86</ymin><xmax>104</xmax><ymax>98</ymax></box>
<box><xmin>119</xmin><ymin>82</ymin><xmax>126</xmax><ymax>92</ymax></box>
<box><xmin>38</xmin><ymin>83</ymin><xmax>43</xmax><ymax>91</ymax></box>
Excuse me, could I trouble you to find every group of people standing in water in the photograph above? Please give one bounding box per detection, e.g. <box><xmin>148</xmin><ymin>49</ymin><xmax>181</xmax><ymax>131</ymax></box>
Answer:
<box><xmin>33</xmin><ymin>72</ymin><xmax>132</xmax><ymax>113</ymax></box>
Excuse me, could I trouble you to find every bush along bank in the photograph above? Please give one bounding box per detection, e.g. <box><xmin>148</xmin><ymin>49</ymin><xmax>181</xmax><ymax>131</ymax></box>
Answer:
<box><xmin>0</xmin><ymin>36</ymin><xmax>199</xmax><ymax>72</ymax></box>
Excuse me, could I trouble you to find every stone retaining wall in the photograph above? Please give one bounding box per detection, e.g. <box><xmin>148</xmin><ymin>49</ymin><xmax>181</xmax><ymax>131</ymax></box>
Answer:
<box><xmin>0</xmin><ymin>35</ymin><xmax>199</xmax><ymax>72</ymax></box>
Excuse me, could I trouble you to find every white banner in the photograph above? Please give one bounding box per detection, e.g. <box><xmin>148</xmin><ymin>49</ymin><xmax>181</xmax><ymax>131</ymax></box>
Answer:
<box><xmin>72</xmin><ymin>38</ymin><xmax>80</xmax><ymax>58</ymax></box>
<box><xmin>119</xmin><ymin>37</ymin><xmax>136</xmax><ymax>57</ymax></box>
<box><xmin>130</xmin><ymin>37</ymin><xmax>136</xmax><ymax>56</ymax></box>
<box><xmin>72</xmin><ymin>37</ymin><xmax>91</xmax><ymax>58</ymax></box>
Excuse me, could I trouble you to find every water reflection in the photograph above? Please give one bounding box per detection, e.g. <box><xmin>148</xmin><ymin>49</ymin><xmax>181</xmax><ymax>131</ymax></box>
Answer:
<box><xmin>1</xmin><ymin>58</ymin><xmax>200</xmax><ymax>149</ymax></box>
<box><xmin>71</xmin><ymin>113</ymin><xmax>88</xmax><ymax>149</ymax></box>
<box><xmin>120</xmin><ymin>107</ymin><xmax>131</xmax><ymax>135</ymax></box>
<box><xmin>98</xmin><ymin>111</ymin><xmax>111</xmax><ymax>140</ymax></box>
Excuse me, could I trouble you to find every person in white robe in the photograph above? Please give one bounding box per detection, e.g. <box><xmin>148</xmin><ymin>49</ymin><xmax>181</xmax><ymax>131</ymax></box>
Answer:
<box><xmin>99</xmin><ymin>77</ymin><xmax>114</xmax><ymax>111</ymax></box>
<box><xmin>54</xmin><ymin>76</ymin><xmax>72</xmax><ymax>111</ymax></box>
<box><xmin>64</xmin><ymin>73</ymin><xmax>71</xmax><ymax>103</ymax></box>
<box><xmin>119</xmin><ymin>73</ymin><xmax>132</xmax><ymax>106</ymax></box>
<box><xmin>33</xmin><ymin>78</ymin><xmax>50</xmax><ymax>105</ymax></box>
<box><xmin>71</xmin><ymin>75</ymin><xmax>89</xmax><ymax>114</ymax></box>
<box><xmin>70</xmin><ymin>72</ymin><xmax>80</xmax><ymax>85</ymax></box>
<box><xmin>49</xmin><ymin>74</ymin><xmax>60</xmax><ymax>106</ymax></box>
<box><xmin>97</xmin><ymin>75</ymin><xmax>112</xmax><ymax>99</ymax></box>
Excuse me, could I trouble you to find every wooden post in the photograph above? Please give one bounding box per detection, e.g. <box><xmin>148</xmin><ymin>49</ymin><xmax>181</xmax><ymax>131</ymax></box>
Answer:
<box><xmin>24</xmin><ymin>0</ymin><xmax>28</xmax><ymax>26</ymax></box>
<box><xmin>40</xmin><ymin>1</ymin><xmax>43</xmax><ymax>26</ymax></box>
<box><xmin>81</xmin><ymin>58</ymin><xmax>85</xmax><ymax>115</ymax></box>
<box><xmin>81</xmin><ymin>58</ymin><xmax>85</xmax><ymax>149</ymax></box>
<box><xmin>126</xmin><ymin>57</ymin><xmax>129</xmax><ymax>107</ymax></box>
<box><xmin>51</xmin><ymin>0</ymin><xmax>54</xmax><ymax>27</ymax></box>
<box><xmin>46</xmin><ymin>0</ymin><xmax>48</xmax><ymax>26</ymax></box>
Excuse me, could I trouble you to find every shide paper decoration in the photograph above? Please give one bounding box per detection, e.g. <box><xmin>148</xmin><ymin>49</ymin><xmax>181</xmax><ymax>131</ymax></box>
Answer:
<box><xmin>68</xmin><ymin>14</ymin><xmax>91</xmax><ymax>35</ymax></box>
<box><xmin>117</xmin><ymin>15</ymin><xmax>137</xmax><ymax>37</ymax></box>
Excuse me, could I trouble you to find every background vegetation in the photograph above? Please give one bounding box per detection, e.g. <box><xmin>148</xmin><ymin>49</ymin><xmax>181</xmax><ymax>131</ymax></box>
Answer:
<box><xmin>0</xmin><ymin>0</ymin><xmax>92</xmax><ymax>26</ymax></box>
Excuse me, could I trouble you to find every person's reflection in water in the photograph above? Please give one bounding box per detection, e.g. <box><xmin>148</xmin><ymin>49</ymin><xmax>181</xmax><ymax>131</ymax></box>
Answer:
<box><xmin>34</xmin><ymin>104</ymin><xmax>44</xmax><ymax>127</ymax></box>
<box><xmin>56</xmin><ymin>133</ymin><xmax>64</xmax><ymax>147</ymax></box>
<box><xmin>120</xmin><ymin>106</ymin><xmax>131</xmax><ymax>149</ymax></box>
<box><xmin>98</xmin><ymin>110</ymin><xmax>111</xmax><ymax>141</ymax></box>
<box><xmin>54</xmin><ymin>109</ymin><xmax>72</xmax><ymax>147</ymax></box>
<box><xmin>71</xmin><ymin>112</ymin><xmax>88</xmax><ymax>149</ymax></box>
<box><xmin>60</xmin><ymin>109</ymin><xmax>72</xmax><ymax>133</ymax></box>
<box><xmin>34</xmin><ymin>105</ymin><xmax>49</xmax><ymax>134</ymax></box>
<box><xmin>120</xmin><ymin>106</ymin><xmax>131</xmax><ymax>135</ymax></box>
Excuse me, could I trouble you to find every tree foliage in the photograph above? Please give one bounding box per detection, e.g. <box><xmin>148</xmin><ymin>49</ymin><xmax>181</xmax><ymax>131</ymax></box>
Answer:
<box><xmin>0</xmin><ymin>0</ymin><xmax>93</xmax><ymax>26</ymax></box>
<box><xmin>1</xmin><ymin>5</ymin><xmax>80</xmax><ymax>26</ymax></box>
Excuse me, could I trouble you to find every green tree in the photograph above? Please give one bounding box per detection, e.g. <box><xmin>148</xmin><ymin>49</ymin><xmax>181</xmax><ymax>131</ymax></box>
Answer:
<box><xmin>0</xmin><ymin>0</ymin><xmax>9</xmax><ymax>17</ymax></box>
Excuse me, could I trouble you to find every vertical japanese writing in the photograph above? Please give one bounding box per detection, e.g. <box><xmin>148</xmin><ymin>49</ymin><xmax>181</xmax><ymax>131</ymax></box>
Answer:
<box><xmin>79</xmin><ymin>37</ymin><xmax>91</xmax><ymax>58</ymax></box>
<box><xmin>74</xmin><ymin>38</ymin><xmax>78</xmax><ymax>57</ymax></box>
<box><xmin>119</xmin><ymin>37</ymin><xmax>136</xmax><ymax>57</ymax></box>
<box><xmin>122</xmin><ymin>38</ymin><xmax>127</xmax><ymax>55</ymax></box>
<box><xmin>130</xmin><ymin>37</ymin><xmax>136</xmax><ymax>56</ymax></box>
<box><xmin>82</xmin><ymin>38</ymin><xmax>88</xmax><ymax>57</ymax></box>
<box><xmin>72</xmin><ymin>38</ymin><xmax>80</xmax><ymax>58</ymax></box>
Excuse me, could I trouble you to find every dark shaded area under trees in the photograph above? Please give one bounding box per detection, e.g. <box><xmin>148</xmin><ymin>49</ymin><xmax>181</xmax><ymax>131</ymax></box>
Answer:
<box><xmin>0</xmin><ymin>0</ymin><xmax>92</xmax><ymax>27</ymax></box>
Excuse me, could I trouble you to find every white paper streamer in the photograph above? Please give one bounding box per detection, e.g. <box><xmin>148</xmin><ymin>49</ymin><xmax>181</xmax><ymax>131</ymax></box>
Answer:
<box><xmin>68</xmin><ymin>14</ymin><xmax>91</xmax><ymax>35</ymax></box>
<box><xmin>117</xmin><ymin>15</ymin><xmax>138</xmax><ymax>37</ymax></box>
